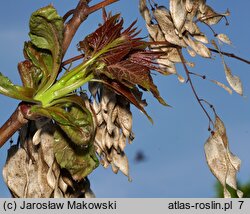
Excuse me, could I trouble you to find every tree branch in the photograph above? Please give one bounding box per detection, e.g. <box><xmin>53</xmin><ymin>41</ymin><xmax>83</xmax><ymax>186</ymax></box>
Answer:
<box><xmin>0</xmin><ymin>105</ymin><xmax>28</xmax><ymax>148</ymax></box>
<box><xmin>62</xmin><ymin>0</ymin><xmax>90</xmax><ymax>56</ymax></box>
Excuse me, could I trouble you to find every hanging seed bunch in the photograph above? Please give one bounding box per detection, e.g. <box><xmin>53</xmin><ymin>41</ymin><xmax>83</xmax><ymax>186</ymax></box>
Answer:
<box><xmin>88</xmin><ymin>84</ymin><xmax>133</xmax><ymax>178</ymax></box>
<box><xmin>3</xmin><ymin>119</ymin><xmax>95</xmax><ymax>198</ymax></box>
<box><xmin>139</xmin><ymin>0</ymin><xmax>243</xmax><ymax>96</ymax></box>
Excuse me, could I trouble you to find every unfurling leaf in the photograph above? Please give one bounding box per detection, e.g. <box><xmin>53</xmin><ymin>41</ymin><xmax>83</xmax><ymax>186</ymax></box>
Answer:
<box><xmin>29</xmin><ymin>5</ymin><xmax>63</xmax><ymax>60</ymax></box>
<box><xmin>0</xmin><ymin>72</ymin><xmax>35</xmax><ymax>102</ymax></box>
<box><xmin>24</xmin><ymin>42</ymin><xmax>53</xmax><ymax>88</ymax></box>
<box><xmin>18</xmin><ymin>60</ymin><xmax>42</xmax><ymax>89</ymax></box>
<box><xmin>54</xmin><ymin>129</ymin><xmax>99</xmax><ymax>181</ymax></box>
<box><xmin>107</xmin><ymin>59</ymin><xmax>168</xmax><ymax>106</ymax></box>
<box><xmin>204</xmin><ymin>116</ymin><xmax>243</xmax><ymax>198</ymax></box>
<box><xmin>28</xmin><ymin>5</ymin><xmax>64</xmax><ymax>94</ymax></box>
<box><xmin>79</xmin><ymin>14</ymin><xmax>170</xmax><ymax>122</ymax></box>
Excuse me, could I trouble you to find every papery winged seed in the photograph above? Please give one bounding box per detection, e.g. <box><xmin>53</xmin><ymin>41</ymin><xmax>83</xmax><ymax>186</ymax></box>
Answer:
<box><xmin>167</xmin><ymin>48</ymin><xmax>182</xmax><ymax>63</ymax></box>
<box><xmin>197</xmin><ymin>5</ymin><xmax>223</xmax><ymax>25</ymax></box>
<box><xmin>216</xmin><ymin>33</ymin><xmax>232</xmax><ymax>45</ymax></box>
<box><xmin>139</xmin><ymin>0</ymin><xmax>151</xmax><ymax>25</ymax></box>
<box><xmin>107</xmin><ymin>95</ymin><xmax>116</xmax><ymax>113</ymax></box>
<box><xmin>46</xmin><ymin>166</ymin><xmax>56</xmax><ymax>189</ymax></box>
<box><xmin>193</xmin><ymin>34</ymin><xmax>209</xmax><ymax>44</ymax></box>
<box><xmin>101</xmin><ymin>87</ymin><xmax>116</xmax><ymax>111</ymax></box>
<box><xmin>113</xmin><ymin>127</ymin><xmax>120</xmax><ymax>150</ymax></box>
<box><xmin>53</xmin><ymin>186</ymin><xmax>64</xmax><ymax>198</ymax></box>
<box><xmin>198</xmin><ymin>0</ymin><xmax>207</xmax><ymax>14</ymax></box>
<box><xmin>112</xmin><ymin>106</ymin><xmax>118</xmax><ymax>122</ymax></box>
<box><xmin>223</xmin><ymin>63</ymin><xmax>243</xmax><ymax>95</ymax></box>
<box><xmin>100</xmin><ymin>157</ymin><xmax>110</xmax><ymax>168</ymax></box>
<box><xmin>170</xmin><ymin>0</ymin><xmax>187</xmax><ymax>31</ymax></box>
<box><xmin>105</xmin><ymin>131</ymin><xmax>114</xmax><ymax>149</ymax></box>
<box><xmin>111</xmin><ymin>162</ymin><xmax>119</xmax><ymax>174</ymax></box>
<box><xmin>157</xmin><ymin>58</ymin><xmax>177</xmax><ymax>74</ymax></box>
<box><xmin>117</xmin><ymin>106</ymin><xmax>132</xmax><ymax>138</ymax></box>
<box><xmin>186</xmin><ymin>0</ymin><xmax>194</xmax><ymax>12</ymax></box>
<box><xmin>204</xmin><ymin>116</ymin><xmax>243</xmax><ymax>198</ymax></box>
<box><xmin>32</xmin><ymin>129</ymin><xmax>42</xmax><ymax>145</ymax></box>
<box><xmin>153</xmin><ymin>6</ymin><xmax>187</xmax><ymax>47</ymax></box>
<box><xmin>58</xmin><ymin>176</ymin><xmax>68</xmax><ymax>193</ymax></box>
<box><xmin>118</xmin><ymin>134</ymin><xmax>127</xmax><ymax>152</ymax></box>
<box><xmin>111</xmin><ymin>148</ymin><xmax>130</xmax><ymax>177</ymax></box>
<box><xmin>40</xmin><ymin>132</ymin><xmax>55</xmax><ymax>167</ymax></box>
<box><xmin>184</xmin><ymin>36</ymin><xmax>211</xmax><ymax>58</ymax></box>
<box><xmin>85</xmin><ymin>188</ymin><xmax>96</xmax><ymax>198</ymax></box>
<box><xmin>3</xmin><ymin>146</ymin><xmax>28</xmax><ymax>198</ymax></box>
<box><xmin>93</xmin><ymin>99</ymin><xmax>101</xmax><ymax>114</ymax></box>
<box><xmin>147</xmin><ymin>24</ymin><xmax>165</xmax><ymax>43</ymax></box>
<box><xmin>95</xmin><ymin>142</ymin><xmax>102</xmax><ymax>155</ymax></box>
<box><xmin>184</xmin><ymin>21</ymin><xmax>199</xmax><ymax>35</ymax></box>
<box><xmin>94</xmin><ymin>126</ymin><xmax>105</xmax><ymax>150</ymax></box>
<box><xmin>212</xmin><ymin>40</ymin><xmax>243</xmax><ymax>96</ymax></box>
<box><xmin>102</xmin><ymin>109</ymin><xmax>108</xmax><ymax>123</ymax></box>
<box><xmin>187</xmin><ymin>47</ymin><xmax>197</xmax><ymax>57</ymax></box>
<box><xmin>210</xmin><ymin>80</ymin><xmax>232</xmax><ymax>95</ymax></box>
<box><xmin>107</xmin><ymin>116</ymin><xmax>116</xmax><ymax>135</ymax></box>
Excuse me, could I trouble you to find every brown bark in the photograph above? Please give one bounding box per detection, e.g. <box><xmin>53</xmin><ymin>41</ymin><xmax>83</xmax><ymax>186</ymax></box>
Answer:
<box><xmin>0</xmin><ymin>106</ymin><xmax>28</xmax><ymax>148</ymax></box>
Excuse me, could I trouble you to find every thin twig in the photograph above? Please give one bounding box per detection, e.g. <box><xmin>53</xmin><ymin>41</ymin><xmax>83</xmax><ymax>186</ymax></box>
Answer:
<box><xmin>63</xmin><ymin>9</ymin><xmax>75</xmax><ymax>22</ymax></box>
<box><xmin>88</xmin><ymin>0</ymin><xmax>119</xmax><ymax>14</ymax></box>
<box><xmin>199</xmin><ymin>99</ymin><xmax>216</xmax><ymax>115</ymax></box>
<box><xmin>209</xmin><ymin>48</ymin><xmax>250</xmax><ymax>65</ymax></box>
<box><xmin>177</xmin><ymin>48</ymin><xmax>214</xmax><ymax>130</ymax></box>
<box><xmin>62</xmin><ymin>0</ymin><xmax>90</xmax><ymax>56</ymax></box>
<box><xmin>61</xmin><ymin>54</ymin><xmax>85</xmax><ymax>67</ymax></box>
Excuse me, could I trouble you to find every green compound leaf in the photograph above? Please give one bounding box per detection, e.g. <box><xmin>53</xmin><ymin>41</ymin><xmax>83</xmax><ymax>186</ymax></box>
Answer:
<box><xmin>24</xmin><ymin>42</ymin><xmax>52</xmax><ymax>89</ymax></box>
<box><xmin>27</xmin><ymin>5</ymin><xmax>64</xmax><ymax>94</ymax></box>
<box><xmin>54</xmin><ymin>129</ymin><xmax>99</xmax><ymax>181</ymax></box>
<box><xmin>0</xmin><ymin>72</ymin><xmax>36</xmax><ymax>102</ymax></box>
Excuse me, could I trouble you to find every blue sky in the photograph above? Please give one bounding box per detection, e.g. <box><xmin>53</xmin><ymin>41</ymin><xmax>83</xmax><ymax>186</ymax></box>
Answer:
<box><xmin>0</xmin><ymin>0</ymin><xmax>250</xmax><ymax>197</ymax></box>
